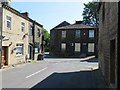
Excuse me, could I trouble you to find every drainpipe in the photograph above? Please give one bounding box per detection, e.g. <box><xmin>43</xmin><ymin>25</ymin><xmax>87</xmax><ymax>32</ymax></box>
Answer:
<box><xmin>42</xmin><ymin>35</ymin><xmax>44</xmax><ymax>53</ymax></box>
<box><xmin>33</xmin><ymin>21</ymin><xmax>35</xmax><ymax>60</ymax></box>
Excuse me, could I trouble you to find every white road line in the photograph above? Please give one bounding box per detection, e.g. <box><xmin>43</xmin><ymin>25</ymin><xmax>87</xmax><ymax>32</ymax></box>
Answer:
<box><xmin>26</xmin><ymin>67</ymin><xmax>47</xmax><ymax>79</ymax></box>
<box><xmin>88</xmin><ymin>66</ymin><xmax>92</xmax><ymax>67</ymax></box>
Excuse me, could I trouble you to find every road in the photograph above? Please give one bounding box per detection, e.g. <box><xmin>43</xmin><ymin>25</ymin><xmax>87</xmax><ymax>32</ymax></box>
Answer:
<box><xmin>1</xmin><ymin>57</ymin><xmax>103</xmax><ymax>88</ymax></box>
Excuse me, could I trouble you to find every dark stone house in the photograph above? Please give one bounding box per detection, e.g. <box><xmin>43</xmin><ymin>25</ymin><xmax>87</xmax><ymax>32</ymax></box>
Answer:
<box><xmin>50</xmin><ymin>21</ymin><xmax>98</xmax><ymax>57</ymax></box>
<box><xmin>98</xmin><ymin>2</ymin><xmax>120</xmax><ymax>88</ymax></box>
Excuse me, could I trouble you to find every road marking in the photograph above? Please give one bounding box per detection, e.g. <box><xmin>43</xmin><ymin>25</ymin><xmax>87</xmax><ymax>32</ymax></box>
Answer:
<box><xmin>26</xmin><ymin>67</ymin><xmax>47</xmax><ymax>79</ymax></box>
<box><xmin>88</xmin><ymin>66</ymin><xmax>92</xmax><ymax>67</ymax></box>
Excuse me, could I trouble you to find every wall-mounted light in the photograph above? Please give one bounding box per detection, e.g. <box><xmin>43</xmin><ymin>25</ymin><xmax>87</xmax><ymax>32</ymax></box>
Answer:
<box><xmin>84</xmin><ymin>33</ymin><xmax>86</xmax><ymax>35</ymax></box>
<box><xmin>70</xmin><ymin>43</ymin><xmax>74</xmax><ymax>47</ymax></box>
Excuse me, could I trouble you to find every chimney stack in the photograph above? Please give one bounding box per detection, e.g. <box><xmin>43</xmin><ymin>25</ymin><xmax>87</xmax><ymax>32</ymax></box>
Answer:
<box><xmin>75</xmin><ymin>21</ymin><xmax>83</xmax><ymax>24</ymax></box>
<box><xmin>21</xmin><ymin>12</ymin><xmax>29</xmax><ymax>17</ymax></box>
<box><xmin>0</xmin><ymin>0</ymin><xmax>11</xmax><ymax>7</ymax></box>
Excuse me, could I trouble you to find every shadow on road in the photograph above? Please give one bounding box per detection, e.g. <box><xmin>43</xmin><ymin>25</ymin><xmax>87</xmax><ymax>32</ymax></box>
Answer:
<box><xmin>44</xmin><ymin>53</ymin><xmax>97</xmax><ymax>59</ymax></box>
<box><xmin>31</xmin><ymin>69</ymin><xmax>108</xmax><ymax>89</ymax></box>
<box><xmin>80</xmin><ymin>58</ymin><xmax>98</xmax><ymax>63</ymax></box>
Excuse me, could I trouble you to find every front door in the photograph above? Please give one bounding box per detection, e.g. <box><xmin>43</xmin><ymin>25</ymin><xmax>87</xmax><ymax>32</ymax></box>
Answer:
<box><xmin>81</xmin><ymin>43</ymin><xmax>88</xmax><ymax>56</ymax></box>
<box><xmin>110</xmin><ymin>39</ymin><xmax>115</xmax><ymax>86</ymax></box>
<box><xmin>67</xmin><ymin>43</ymin><xmax>74</xmax><ymax>56</ymax></box>
<box><xmin>28</xmin><ymin>45</ymin><xmax>33</xmax><ymax>59</ymax></box>
<box><xmin>2</xmin><ymin>47</ymin><xmax>8</xmax><ymax>65</ymax></box>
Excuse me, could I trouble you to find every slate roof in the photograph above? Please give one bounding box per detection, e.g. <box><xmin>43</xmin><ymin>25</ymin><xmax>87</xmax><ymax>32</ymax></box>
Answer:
<box><xmin>51</xmin><ymin>21</ymin><xmax>70</xmax><ymax>30</ymax></box>
<box><xmin>56</xmin><ymin>24</ymin><xmax>96</xmax><ymax>30</ymax></box>
<box><xmin>2</xmin><ymin>4</ymin><xmax>43</xmax><ymax>27</ymax></box>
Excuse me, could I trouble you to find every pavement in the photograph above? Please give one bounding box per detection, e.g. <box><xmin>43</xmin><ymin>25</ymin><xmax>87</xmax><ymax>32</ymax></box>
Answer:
<box><xmin>1</xmin><ymin>56</ymin><xmax>109</xmax><ymax>89</ymax></box>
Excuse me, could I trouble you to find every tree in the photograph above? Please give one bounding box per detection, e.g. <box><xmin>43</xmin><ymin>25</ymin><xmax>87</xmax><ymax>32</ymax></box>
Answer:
<box><xmin>82</xmin><ymin>2</ymin><xmax>98</xmax><ymax>26</ymax></box>
<box><xmin>42</xmin><ymin>28</ymin><xmax>50</xmax><ymax>52</ymax></box>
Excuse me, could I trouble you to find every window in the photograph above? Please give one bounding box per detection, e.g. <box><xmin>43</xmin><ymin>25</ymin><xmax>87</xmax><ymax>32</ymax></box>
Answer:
<box><xmin>37</xmin><ymin>29</ymin><xmax>41</xmax><ymax>37</ymax></box>
<box><xmin>6</xmin><ymin>16</ymin><xmax>11</xmax><ymax>29</ymax></box>
<box><xmin>35</xmin><ymin>48</ymin><xmax>39</xmax><ymax>53</ymax></box>
<box><xmin>88</xmin><ymin>43</ymin><xmax>95</xmax><ymax>52</ymax></box>
<box><xmin>34</xmin><ymin>42</ymin><xmax>39</xmax><ymax>53</ymax></box>
<box><xmin>76</xmin><ymin>30</ymin><xmax>80</xmax><ymax>38</ymax></box>
<box><xmin>61</xmin><ymin>43</ymin><xmax>66</xmax><ymax>52</ymax></box>
<box><xmin>75</xmin><ymin>43</ymin><xmax>81</xmax><ymax>52</ymax></box>
<box><xmin>62</xmin><ymin>31</ymin><xmax>66</xmax><ymax>38</ymax></box>
<box><xmin>29</xmin><ymin>25</ymin><xmax>33</xmax><ymax>35</ymax></box>
<box><xmin>21</xmin><ymin>22</ymin><xmax>25</xmax><ymax>32</ymax></box>
<box><xmin>16</xmin><ymin>44</ymin><xmax>23</xmax><ymax>56</ymax></box>
<box><xmin>89</xmin><ymin>30</ymin><xmax>94</xmax><ymax>38</ymax></box>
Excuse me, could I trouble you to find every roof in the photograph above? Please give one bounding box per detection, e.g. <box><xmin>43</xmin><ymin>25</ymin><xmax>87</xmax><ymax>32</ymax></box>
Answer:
<box><xmin>1</xmin><ymin>4</ymin><xmax>43</xmax><ymax>27</ymax></box>
<box><xmin>56</xmin><ymin>24</ymin><xmax>96</xmax><ymax>30</ymax></box>
<box><xmin>51</xmin><ymin>21</ymin><xmax>70</xmax><ymax>31</ymax></box>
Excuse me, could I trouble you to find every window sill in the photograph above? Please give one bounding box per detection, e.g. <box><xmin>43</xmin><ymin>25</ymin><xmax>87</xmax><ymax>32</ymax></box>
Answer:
<box><xmin>7</xmin><ymin>28</ymin><xmax>11</xmax><ymax>30</ymax></box>
<box><xmin>89</xmin><ymin>37</ymin><xmax>95</xmax><ymax>38</ymax></box>
<box><xmin>16</xmin><ymin>54</ymin><xmax>23</xmax><ymax>57</ymax></box>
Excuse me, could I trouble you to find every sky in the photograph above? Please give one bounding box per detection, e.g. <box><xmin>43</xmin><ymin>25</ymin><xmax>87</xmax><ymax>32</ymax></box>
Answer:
<box><xmin>11</xmin><ymin>1</ymin><xmax>92</xmax><ymax>33</ymax></box>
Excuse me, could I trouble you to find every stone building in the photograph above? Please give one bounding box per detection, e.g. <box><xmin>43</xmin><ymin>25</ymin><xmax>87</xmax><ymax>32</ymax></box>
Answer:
<box><xmin>0</xmin><ymin>1</ymin><xmax>43</xmax><ymax>66</ymax></box>
<box><xmin>0</xmin><ymin>15</ymin><xmax>2</xmax><ymax>68</ymax></box>
<box><xmin>98</xmin><ymin>2</ymin><xmax>120</xmax><ymax>88</ymax></box>
<box><xmin>33</xmin><ymin>22</ymin><xmax>42</xmax><ymax>60</ymax></box>
<box><xmin>50</xmin><ymin>21</ymin><xmax>98</xmax><ymax>57</ymax></box>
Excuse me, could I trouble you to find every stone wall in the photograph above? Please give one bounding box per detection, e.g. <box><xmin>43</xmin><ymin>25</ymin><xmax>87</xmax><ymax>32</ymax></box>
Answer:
<box><xmin>0</xmin><ymin>4</ymin><xmax>43</xmax><ymax>66</ymax></box>
<box><xmin>34</xmin><ymin>24</ymin><xmax>42</xmax><ymax>60</ymax></box>
<box><xmin>0</xmin><ymin>7</ymin><xmax>2</xmax><ymax>67</ymax></box>
<box><xmin>2</xmin><ymin>7</ymin><xmax>29</xmax><ymax>65</ymax></box>
<box><xmin>99</xmin><ymin>2</ymin><xmax>118</xmax><ymax>88</ymax></box>
<box><xmin>50</xmin><ymin>28</ymin><xmax>98</xmax><ymax>57</ymax></box>
<box><xmin>118</xmin><ymin>2</ymin><xmax>120</xmax><ymax>88</ymax></box>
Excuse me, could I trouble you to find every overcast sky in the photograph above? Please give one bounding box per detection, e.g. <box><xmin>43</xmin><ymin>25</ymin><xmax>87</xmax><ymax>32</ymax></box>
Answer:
<box><xmin>11</xmin><ymin>1</ymin><xmax>92</xmax><ymax>32</ymax></box>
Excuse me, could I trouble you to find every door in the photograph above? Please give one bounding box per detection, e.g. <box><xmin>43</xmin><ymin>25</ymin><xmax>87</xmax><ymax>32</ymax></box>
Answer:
<box><xmin>2</xmin><ymin>47</ymin><xmax>8</xmax><ymax>65</ymax></box>
<box><xmin>66</xmin><ymin>43</ymin><xmax>74</xmax><ymax>56</ymax></box>
<box><xmin>28</xmin><ymin>46</ymin><xmax>31</xmax><ymax>59</ymax></box>
<box><xmin>28</xmin><ymin>45</ymin><xmax>33</xmax><ymax>59</ymax></box>
<box><xmin>81</xmin><ymin>43</ymin><xmax>88</xmax><ymax>56</ymax></box>
<box><xmin>110</xmin><ymin>39</ymin><xmax>115</xmax><ymax>86</ymax></box>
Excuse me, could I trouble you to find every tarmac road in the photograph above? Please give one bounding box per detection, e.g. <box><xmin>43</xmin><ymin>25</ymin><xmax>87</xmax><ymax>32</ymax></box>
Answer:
<box><xmin>1</xmin><ymin>57</ymin><xmax>107</xmax><ymax>88</ymax></box>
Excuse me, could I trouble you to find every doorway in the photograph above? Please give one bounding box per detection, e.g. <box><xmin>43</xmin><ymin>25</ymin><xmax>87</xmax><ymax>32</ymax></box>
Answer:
<box><xmin>81</xmin><ymin>43</ymin><xmax>88</xmax><ymax>57</ymax></box>
<box><xmin>28</xmin><ymin>45</ymin><xmax>33</xmax><ymax>59</ymax></box>
<box><xmin>110</xmin><ymin>39</ymin><xmax>116</xmax><ymax>86</ymax></box>
<box><xmin>2</xmin><ymin>47</ymin><xmax>8</xmax><ymax>65</ymax></box>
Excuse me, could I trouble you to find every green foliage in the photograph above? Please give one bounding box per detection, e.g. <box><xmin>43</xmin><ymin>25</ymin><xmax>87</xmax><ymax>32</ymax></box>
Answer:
<box><xmin>82</xmin><ymin>2</ymin><xmax>98</xmax><ymax>26</ymax></box>
<box><xmin>42</xmin><ymin>28</ymin><xmax>50</xmax><ymax>52</ymax></box>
